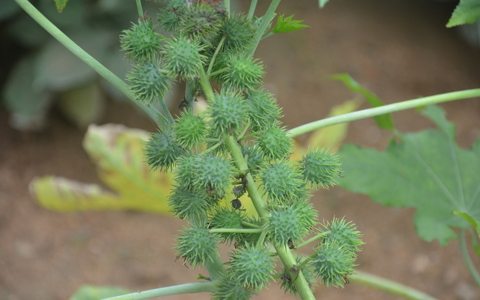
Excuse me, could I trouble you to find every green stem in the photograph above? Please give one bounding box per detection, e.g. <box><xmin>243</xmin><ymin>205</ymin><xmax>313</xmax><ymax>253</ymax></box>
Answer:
<box><xmin>288</xmin><ymin>89</ymin><xmax>480</xmax><ymax>138</ymax></box>
<box><xmin>247</xmin><ymin>0</ymin><xmax>258</xmax><ymax>20</ymax></box>
<box><xmin>207</xmin><ymin>35</ymin><xmax>226</xmax><ymax>75</ymax></box>
<box><xmin>198</xmin><ymin>59</ymin><xmax>314</xmax><ymax>300</ymax></box>
<box><xmin>295</xmin><ymin>231</ymin><xmax>330</xmax><ymax>250</ymax></box>
<box><xmin>224</xmin><ymin>136</ymin><xmax>315</xmax><ymax>300</ymax></box>
<box><xmin>15</xmin><ymin>0</ymin><xmax>163</xmax><ymax>126</ymax></box>
<box><xmin>223</xmin><ymin>0</ymin><xmax>230</xmax><ymax>17</ymax></box>
<box><xmin>198</xmin><ymin>67</ymin><xmax>216</xmax><ymax>102</ymax></box>
<box><xmin>459</xmin><ymin>229</ymin><xmax>480</xmax><ymax>287</ymax></box>
<box><xmin>242</xmin><ymin>221</ymin><xmax>261</xmax><ymax>228</ymax></box>
<box><xmin>350</xmin><ymin>271</ymin><xmax>438</xmax><ymax>300</ymax></box>
<box><xmin>208</xmin><ymin>68</ymin><xmax>229</xmax><ymax>78</ymax></box>
<box><xmin>262</xmin><ymin>32</ymin><xmax>274</xmax><ymax>40</ymax></box>
<box><xmin>210</xmin><ymin>228</ymin><xmax>263</xmax><ymax>233</ymax></box>
<box><xmin>249</xmin><ymin>0</ymin><xmax>281</xmax><ymax>56</ymax></box>
<box><xmin>205</xmin><ymin>251</ymin><xmax>225</xmax><ymax>280</ymax></box>
<box><xmin>102</xmin><ymin>281</ymin><xmax>217</xmax><ymax>300</ymax></box>
<box><xmin>136</xmin><ymin>0</ymin><xmax>143</xmax><ymax>18</ymax></box>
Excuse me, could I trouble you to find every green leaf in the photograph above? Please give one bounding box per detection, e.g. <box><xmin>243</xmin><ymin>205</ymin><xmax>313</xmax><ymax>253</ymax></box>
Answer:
<box><xmin>454</xmin><ymin>211</ymin><xmax>480</xmax><ymax>239</ymax></box>
<box><xmin>55</xmin><ymin>0</ymin><xmax>70</xmax><ymax>12</ymax></box>
<box><xmin>338</xmin><ymin>105</ymin><xmax>480</xmax><ymax>245</ymax></box>
<box><xmin>328</xmin><ymin>73</ymin><xmax>395</xmax><ymax>130</ymax></box>
<box><xmin>34</xmin><ymin>28</ymin><xmax>113</xmax><ymax>91</ymax></box>
<box><xmin>57</xmin><ymin>82</ymin><xmax>105</xmax><ymax>128</ymax></box>
<box><xmin>272</xmin><ymin>14</ymin><xmax>309</xmax><ymax>34</ymax></box>
<box><xmin>318</xmin><ymin>0</ymin><xmax>330</xmax><ymax>8</ymax></box>
<box><xmin>30</xmin><ymin>124</ymin><xmax>174</xmax><ymax>214</ymax></box>
<box><xmin>447</xmin><ymin>0</ymin><xmax>480</xmax><ymax>27</ymax></box>
<box><xmin>69</xmin><ymin>285</ymin><xmax>130</xmax><ymax>300</ymax></box>
<box><xmin>2</xmin><ymin>55</ymin><xmax>53</xmax><ymax>131</ymax></box>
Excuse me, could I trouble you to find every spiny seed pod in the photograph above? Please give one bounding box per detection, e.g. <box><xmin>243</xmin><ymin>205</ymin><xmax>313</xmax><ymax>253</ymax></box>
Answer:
<box><xmin>173</xmin><ymin>154</ymin><xmax>199</xmax><ymax>189</ymax></box>
<box><xmin>120</xmin><ymin>18</ymin><xmax>163</xmax><ymax>62</ymax></box>
<box><xmin>162</xmin><ymin>35</ymin><xmax>206</xmax><ymax>79</ymax></box>
<box><xmin>242</xmin><ymin>145</ymin><xmax>264</xmax><ymax>175</ymax></box>
<box><xmin>168</xmin><ymin>186</ymin><xmax>214</xmax><ymax>222</ymax></box>
<box><xmin>209</xmin><ymin>207</ymin><xmax>245</xmax><ymax>244</ymax></box>
<box><xmin>212</xmin><ymin>273</ymin><xmax>257</xmax><ymax>300</ymax></box>
<box><xmin>208</xmin><ymin>91</ymin><xmax>248</xmax><ymax>134</ymax></box>
<box><xmin>181</xmin><ymin>3</ymin><xmax>224</xmax><ymax>41</ymax></box>
<box><xmin>280</xmin><ymin>256</ymin><xmax>316</xmax><ymax>296</ymax></box>
<box><xmin>311</xmin><ymin>241</ymin><xmax>357</xmax><ymax>288</ymax></box>
<box><xmin>260</xmin><ymin>161</ymin><xmax>305</xmax><ymax>203</ymax></box>
<box><xmin>157</xmin><ymin>0</ymin><xmax>188</xmax><ymax>33</ymax></box>
<box><xmin>175</xmin><ymin>224</ymin><xmax>220</xmax><ymax>267</ymax></box>
<box><xmin>257</xmin><ymin>125</ymin><xmax>293</xmax><ymax>161</ymax></box>
<box><xmin>173</xmin><ymin>110</ymin><xmax>207</xmax><ymax>149</ymax></box>
<box><xmin>127</xmin><ymin>61</ymin><xmax>173</xmax><ymax>103</ymax></box>
<box><xmin>299</xmin><ymin>148</ymin><xmax>342</xmax><ymax>189</ymax></box>
<box><xmin>228</xmin><ymin>244</ymin><xmax>275</xmax><ymax>289</ymax></box>
<box><xmin>221</xmin><ymin>55</ymin><xmax>264</xmax><ymax>91</ymax></box>
<box><xmin>216</xmin><ymin>13</ymin><xmax>256</xmax><ymax>51</ymax></box>
<box><xmin>144</xmin><ymin>131</ymin><xmax>184</xmax><ymax>171</ymax></box>
<box><xmin>195</xmin><ymin>155</ymin><xmax>233</xmax><ymax>191</ymax></box>
<box><xmin>245</xmin><ymin>88</ymin><xmax>283</xmax><ymax>132</ymax></box>
<box><xmin>320</xmin><ymin>218</ymin><xmax>364</xmax><ymax>253</ymax></box>
<box><xmin>234</xmin><ymin>216</ymin><xmax>262</xmax><ymax>248</ymax></box>
<box><xmin>266</xmin><ymin>200</ymin><xmax>317</xmax><ymax>245</ymax></box>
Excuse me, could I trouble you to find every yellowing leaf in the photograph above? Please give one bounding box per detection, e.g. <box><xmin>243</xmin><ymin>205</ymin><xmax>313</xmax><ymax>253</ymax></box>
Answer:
<box><xmin>290</xmin><ymin>99</ymin><xmax>359</xmax><ymax>161</ymax></box>
<box><xmin>307</xmin><ymin>99</ymin><xmax>361</xmax><ymax>151</ymax></box>
<box><xmin>30</xmin><ymin>124</ymin><xmax>174</xmax><ymax>214</ymax></box>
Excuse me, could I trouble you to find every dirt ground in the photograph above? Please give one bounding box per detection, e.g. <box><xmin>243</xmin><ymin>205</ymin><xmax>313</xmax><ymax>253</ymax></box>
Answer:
<box><xmin>1</xmin><ymin>0</ymin><xmax>480</xmax><ymax>299</ymax></box>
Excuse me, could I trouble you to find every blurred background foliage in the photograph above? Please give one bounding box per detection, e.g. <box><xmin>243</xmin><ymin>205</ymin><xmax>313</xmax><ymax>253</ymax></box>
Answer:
<box><xmin>0</xmin><ymin>0</ymin><xmax>163</xmax><ymax>130</ymax></box>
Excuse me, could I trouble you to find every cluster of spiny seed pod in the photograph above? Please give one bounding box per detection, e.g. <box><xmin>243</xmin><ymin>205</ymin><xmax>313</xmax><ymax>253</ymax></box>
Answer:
<box><xmin>121</xmin><ymin>1</ymin><xmax>363</xmax><ymax>298</ymax></box>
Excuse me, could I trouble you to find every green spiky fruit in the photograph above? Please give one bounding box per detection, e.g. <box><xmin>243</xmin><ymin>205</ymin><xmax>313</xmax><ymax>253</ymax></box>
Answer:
<box><xmin>144</xmin><ymin>131</ymin><xmax>184</xmax><ymax>170</ymax></box>
<box><xmin>311</xmin><ymin>241</ymin><xmax>357</xmax><ymax>288</ymax></box>
<box><xmin>300</xmin><ymin>148</ymin><xmax>342</xmax><ymax>189</ymax></box>
<box><xmin>181</xmin><ymin>3</ymin><xmax>224</xmax><ymax>41</ymax></box>
<box><xmin>320</xmin><ymin>218</ymin><xmax>364</xmax><ymax>253</ymax></box>
<box><xmin>195</xmin><ymin>155</ymin><xmax>233</xmax><ymax>191</ymax></box>
<box><xmin>209</xmin><ymin>207</ymin><xmax>246</xmax><ymax>244</ymax></box>
<box><xmin>212</xmin><ymin>273</ymin><xmax>257</xmax><ymax>300</ymax></box>
<box><xmin>157</xmin><ymin>0</ymin><xmax>188</xmax><ymax>33</ymax></box>
<box><xmin>260</xmin><ymin>161</ymin><xmax>305</xmax><ymax>203</ymax></box>
<box><xmin>217</xmin><ymin>13</ymin><xmax>256</xmax><ymax>51</ymax></box>
<box><xmin>228</xmin><ymin>244</ymin><xmax>275</xmax><ymax>289</ymax></box>
<box><xmin>173</xmin><ymin>154</ymin><xmax>199</xmax><ymax>189</ymax></box>
<box><xmin>163</xmin><ymin>35</ymin><xmax>206</xmax><ymax>79</ymax></box>
<box><xmin>120</xmin><ymin>18</ymin><xmax>163</xmax><ymax>62</ymax></box>
<box><xmin>221</xmin><ymin>55</ymin><xmax>264</xmax><ymax>91</ymax></box>
<box><xmin>176</xmin><ymin>224</ymin><xmax>220</xmax><ymax>267</ymax></box>
<box><xmin>245</xmin><ymin>88</ymin><xmax>283</xmax><ymax>132</ymax></box>
<box><xmin>173</xmin><ymin>110</ymin><xmax>207</xmax><ymax>149</ymax></box>
<box><xmin>242</xmin><ymin>145</ymin><xmax>264</xmax><ymax>175</ymax></box>
<box><xmin>208</xmin><ymin>91</ymin><xmax>248</xmax><ymax>134</ymax></box>
<box><xmin>257</xmin><ymin>125</ymin><xmax>293</xmax><ymax>161</ymax></box>
<box><xmin>168</xmin><ymin>186</ymin><xmax>215</xmax><ymax>222</ymax></box>
<box><xmin>127</xmin><ymin>61</ymin><xmax>173</xmax><ymax>103</ymax></box>
<box><xmin>266</xmin><ymin>200</ymin><xmax>317</xmax><ymax>245</ymax></box>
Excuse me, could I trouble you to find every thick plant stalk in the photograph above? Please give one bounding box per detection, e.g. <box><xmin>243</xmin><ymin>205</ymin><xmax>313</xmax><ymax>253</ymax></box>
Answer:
<box><xmin>103</xmin><ymin>281</ymin><xmax>216</xmax><ymax>300</ymax></box>
<box><xmin>288</xmin><ymin>89</ymin><xmax>480</xmax><ymax>137</ymax></box>
<box><xmin>14</xmin><ymin>0</ymin><xmax>163</xmax><ymax>126</ymax></box>
<box><xmin>350</xmin><ymin>271</ymin><xmax>438</xmax><ymax>300</ymax></box>
<box><xmin>459</xmin><ymin>229</ymin><xmax>480</xmax><ymax>287</ymax></box>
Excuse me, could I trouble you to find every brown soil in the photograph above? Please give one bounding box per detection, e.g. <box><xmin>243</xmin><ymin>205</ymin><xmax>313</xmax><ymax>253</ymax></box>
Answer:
<box><xmin>1</xmin><ymin>0</ymin><xmax>480</xmax><ymax>299</ymax></box>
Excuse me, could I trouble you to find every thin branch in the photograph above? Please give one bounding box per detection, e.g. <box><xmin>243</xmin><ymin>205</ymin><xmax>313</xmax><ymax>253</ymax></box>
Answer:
<box><xmin>288</xmin><ymin>89</ymin><xmax>480</xmax><ymax>138</ymax></box>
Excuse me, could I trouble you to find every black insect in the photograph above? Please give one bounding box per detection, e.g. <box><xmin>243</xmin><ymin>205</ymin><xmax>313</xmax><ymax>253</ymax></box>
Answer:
<box><xmin>287</xmin><ymin>239</ymin><xmax>295</xmax><ymax>250</ymax></box>
<box><xmin>178</xmin><ymin>97</ymin><xmax>189</xmax><ymax>109</ymax></box>
<box><xmin>231</xmin><ymin>198</ymin><xmax>242</xmax><ymax>210</ymax></box>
